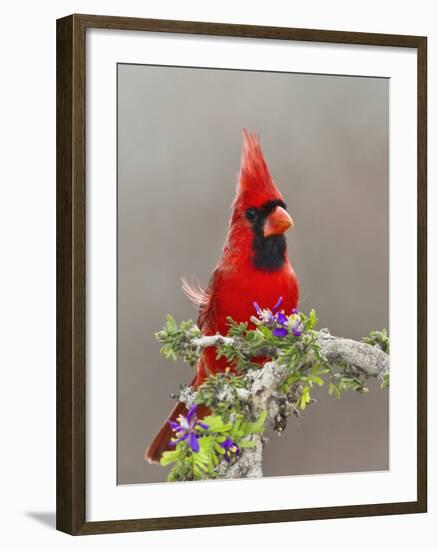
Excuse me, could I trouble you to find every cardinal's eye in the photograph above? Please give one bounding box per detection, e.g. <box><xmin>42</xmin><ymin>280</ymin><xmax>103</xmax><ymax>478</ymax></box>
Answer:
<box><xmin>245</xmin><ymin>208</ymin><xmax>258</xmax><ymax>222</ymax></box>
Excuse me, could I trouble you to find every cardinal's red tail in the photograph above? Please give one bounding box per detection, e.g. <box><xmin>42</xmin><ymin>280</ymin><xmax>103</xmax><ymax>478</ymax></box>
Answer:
<box><xmin>145</xmin><ymin>370</ymin><xmax>210</xmax><ymax>464</ymax></box>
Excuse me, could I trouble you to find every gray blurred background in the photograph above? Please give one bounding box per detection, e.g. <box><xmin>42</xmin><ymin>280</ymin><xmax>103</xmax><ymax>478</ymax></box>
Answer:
<box><xmin>117</xmin><ymin>64</ymin><xmax>389</xmax><ymax>485</ymax></box>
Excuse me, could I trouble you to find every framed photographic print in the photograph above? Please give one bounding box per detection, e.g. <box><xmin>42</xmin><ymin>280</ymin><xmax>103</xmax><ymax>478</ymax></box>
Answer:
<box><xmin>56</xmin><ymin>14</ymin><xmax>427</xmax><ymax>535</ymax></box>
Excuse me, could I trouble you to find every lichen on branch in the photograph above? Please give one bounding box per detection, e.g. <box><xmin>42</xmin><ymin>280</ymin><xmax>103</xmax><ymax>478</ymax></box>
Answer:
<box><xmin>154</xmin><ymin>303</ymin><xmax>389</xmax><ymax>481</ymax></box>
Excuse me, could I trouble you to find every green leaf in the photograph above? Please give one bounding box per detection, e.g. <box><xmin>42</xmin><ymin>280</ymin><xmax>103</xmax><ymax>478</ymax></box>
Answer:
<box><xmin>202</xmin><ymin>415</ymin><xmax>232</xmax><ymax>433</ymax></box>
<box><xmin>300</xmin><ymin>386</ymin><xmax>311</xmax><ymax>409</ymax></box>
<box><xmin>380</xmin><ymin>372</ymin><xmax>390</xmax><ymax>389</ymax></box>
<box><xmin>194</xmin><ymin>458</ymin><xmax>209</xmax><ymax>473</ymax></box>
<box><xmin>252</xmin><ymin>411</ymin><xmax>267</xmax><ymax>433</ymax></box>
<box><xmin>160</xmin><ymin>449</ymin><xmax>180</xmax><ymax>466</ymax></box>
<box><xmin>309</xmin><ymin>375</ymin><xmax>324</xmax><ymax>386</ymax></box>
<box><xmin>166</xmin><ymin>314</ymin><xmax>177</xmax><ymax>331</ymax></box>
<box><xmin>239</xmin><ymin>439</ymin><xmax>257</xmax><ymax>449</ymax></box>
<box><xmin>214</xmin><ymin>442</ymin><xmax>226</xmax><ymax>454</ymax></box>
<box><xmin>254</xmin><ymin>326</ymin><xmax>272</xmax><ymax>339</ymax></box>
<box><xmin>308</xmin><ymin>309</ymin><xmax>318</xmax><ymax>329</ymax></box>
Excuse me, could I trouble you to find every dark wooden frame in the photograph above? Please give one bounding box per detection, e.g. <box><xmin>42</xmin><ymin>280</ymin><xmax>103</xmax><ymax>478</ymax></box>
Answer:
<box><xmin>57</xmin><ymin>13</ymin><xmax>427</xmax><ymax>535</ymax></box>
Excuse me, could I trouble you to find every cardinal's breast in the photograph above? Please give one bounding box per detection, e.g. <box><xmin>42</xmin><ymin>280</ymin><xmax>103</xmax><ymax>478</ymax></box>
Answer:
<box><xmin>211</xmin><ymin>261</ymin><xmax>299</xmax><ymax>335</ymax></box>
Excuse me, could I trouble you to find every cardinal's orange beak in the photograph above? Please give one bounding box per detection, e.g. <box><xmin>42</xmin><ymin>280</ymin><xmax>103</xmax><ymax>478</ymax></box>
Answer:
<box><xmin>263</xmin><ymin>206</ymin><xmax>294</xmax><ymax>237</ymax></box>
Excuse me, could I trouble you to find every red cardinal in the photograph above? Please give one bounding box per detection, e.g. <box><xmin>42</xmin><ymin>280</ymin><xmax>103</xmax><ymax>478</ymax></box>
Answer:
<box><xmin>145</xmin><ymin>130</ymin><xmax>299</xmax><ymax>463</ymax></box>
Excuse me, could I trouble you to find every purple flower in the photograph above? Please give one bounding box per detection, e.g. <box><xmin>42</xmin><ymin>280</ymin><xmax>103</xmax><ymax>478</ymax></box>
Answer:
<box><xmin>292</xmin><ymin>320</ymin><xmax>302</xmax><ymax>337</ymax></box>
<box><xmin>275</xmin><ymin>311</ymin><xmax>288</xmax><ymax>326</ymax></box>
<box><xmin>168</xmin><ymin>404</ymin><xmax>209</xmax><ymax>453</ymax></box>
<box><xmin>272</xmin><ymin>296</ymin><xmax>284</xmax><ymax>312</ymax></box>
<box><xmin>220</xmin><ymin>438</ymin><xmax>240</xmax><ymax>462</ymax></box>
<box><xmin>253</xmin><ymin>301</ymin><xmax>263</xmax><ymax>317</ymax></box>
<box><xmin>272</xmin><ymin>298</ymin><xmax>289</xmax><ymax>336</ymax></box>
<box><xmin>253</xmin><ymin>296</ymin><xmax>284</xmax><ymax>324</ymax></box>
<box><xmin>252</xmin><ymin>297</ymin><xmax>301</xmax><ymax>338</ymax></box>
<box><xmin>272</xmin><ymin>327</ymin><xmax>288</xmax><ymax>338</ymax></box>
<box><xmin>253</xmin><ymin>302</ymin><xmax>273</xmax><ymax>324</ymax></box>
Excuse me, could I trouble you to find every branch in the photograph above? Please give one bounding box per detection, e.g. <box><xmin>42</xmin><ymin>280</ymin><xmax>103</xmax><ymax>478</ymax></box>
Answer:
<box><xmin>192</xmin><ymin>335</ymin><xmax>234</xmax><ymax>348</ymax></box>
<box><xmin>192</xmin><ymin>329</ymin><xmax>389</xmax><ymax>379</ymax></box>
<box><xmin>156</xmin><ymin>312</ymin><xmax>389</xmax><ymax>481</ymax></box>
<box><xmin>178</xmin><ymin>329</ymin><xmax>389</xmax><ymax>479</ymax></box>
